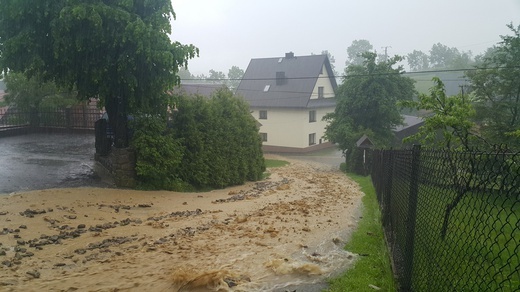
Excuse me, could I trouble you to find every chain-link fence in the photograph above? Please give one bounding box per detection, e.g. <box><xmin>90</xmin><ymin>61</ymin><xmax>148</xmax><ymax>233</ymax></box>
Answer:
<box><xmin>371</xmin><ymin>145</ymin><xmax>520</xmax><ymax>291</ymax></box>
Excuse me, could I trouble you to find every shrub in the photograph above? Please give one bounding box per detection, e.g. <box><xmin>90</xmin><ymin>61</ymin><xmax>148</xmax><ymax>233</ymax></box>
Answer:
<box><xmin>132</xmin><ymin>88</ymin><xmax>265</xmax><ymax>191</ymax></box>
<box><xmin>131</xmin><ymin>114</ymin><xmax>186</xmax><ymax>190</ymax></box>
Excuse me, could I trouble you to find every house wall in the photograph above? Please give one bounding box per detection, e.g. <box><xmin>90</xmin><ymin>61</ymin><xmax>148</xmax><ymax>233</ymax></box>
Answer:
<box><xmin>252</xmin><ymin>106</ymin><xmax>334</xmax><ymax>150</ymax></box>
<box><xmin>310</xmin><ymin>64</ymin><xmax>335</xmax><ymax>99</ymax></box>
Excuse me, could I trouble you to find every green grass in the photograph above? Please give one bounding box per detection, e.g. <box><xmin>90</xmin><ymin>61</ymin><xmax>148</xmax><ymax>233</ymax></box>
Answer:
<box><xmin>262</xmin><ymin>159</ymin><xmax>289</xmax><ymax>179</ymax></box>
<box><xmin>410</xmin><ymin>185</ymin><xmax>519</xmax><ymax>291</ymax></box>
<box><xmin>327</xmin><ymin>174</ymin><xmax>396</xmax><ymax>292</ymax></box>
<box><xmin>265</xmin><ymin>159</ymin><xmax>290</xmax><ymax>168</ymax></box>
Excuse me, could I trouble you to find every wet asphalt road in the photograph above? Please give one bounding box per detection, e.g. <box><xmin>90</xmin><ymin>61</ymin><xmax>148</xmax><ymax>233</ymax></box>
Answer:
<box><xmin>0</xmin><ymin>133</ymin><xmax>113</xmax><ymax>194</ymax></box>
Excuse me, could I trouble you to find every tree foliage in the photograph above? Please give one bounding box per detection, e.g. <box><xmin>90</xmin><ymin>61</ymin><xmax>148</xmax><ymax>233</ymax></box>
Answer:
<box><xmin>324</xmin><ymin>52</ymin><xmax>416</xmax><ymax>170</ymax></box>
<box><xmin>400</xmin><ymin>77</ymin><xmax>480</xmax><ymax>150</ymax></box>
<box><xmin>208</xmin><ymin>69</ymin><xmax>226</xmax><ymax>84</ymax></box>
<box><xmin>4</xmin><ymin>72</ymin><xmax>77</xmax><ymax>109</ymax></box>
<box><xmin>345</xmin><ymin>40</ymin><xmax>373</xmax><ymax>67</ymax></box>
<box><xmin>227</xmin><ymin>66</ymin><xmax>244</xmax><ymax>89</ymax></box>
<box><xmin>0</xmin><ymin>0</ymin><xmax>198</xmax><ymax>147</ymax></box>
<box><xmin>407</xmin><ymin>50</ymin><xmax>430</xmax><ymax>71</ymax></box>
<box><xmin>429</xmin><ymin>43</ymin><xmax>473</xmax><ymax>69</ymax></box>
<box><xmin>466</xmin><ymin>23</ymin><xmax>520</xmax><ymax>149</ymax></box>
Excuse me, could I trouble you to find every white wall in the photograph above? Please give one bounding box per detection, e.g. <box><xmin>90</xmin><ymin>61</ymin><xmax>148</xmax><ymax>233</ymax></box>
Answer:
<box><xmin>310</xmin><ymin>64</ymin><xmax>335</xmax><ymax>100</ymax></box>
<box><xmin>252</xmin><ymin>106</ymin><xmax>333</xmax><ymax>149</ymax></box>
<box><xmin>251</xmin><ymin>64</ymin><xmax>336</xmax><ymax>150</ymax></box>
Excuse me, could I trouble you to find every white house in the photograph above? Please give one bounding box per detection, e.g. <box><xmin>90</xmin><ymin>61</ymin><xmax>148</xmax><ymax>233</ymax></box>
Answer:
<box><xmin>236</xmin><ymin>52</ymin><xmax>337</xmax><ymax>153</ymax></box>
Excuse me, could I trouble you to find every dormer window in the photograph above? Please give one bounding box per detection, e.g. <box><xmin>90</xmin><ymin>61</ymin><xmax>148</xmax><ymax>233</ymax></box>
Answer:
<box><xmin>264</xmin><ymin>85</ymin><xmax>270</xmax><ymax>92</ymax></box>
<box><xmin>276</xmin><ymin>72</ymin><xmax>286</xmax><ymax>85</ymax></box>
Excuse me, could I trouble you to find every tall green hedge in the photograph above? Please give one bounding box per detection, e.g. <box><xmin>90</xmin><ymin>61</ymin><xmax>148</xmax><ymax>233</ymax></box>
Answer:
<box><xmin>131</xmin><ymin>88</ymin><xmax>265</xmax><ymax>190</ymax></box>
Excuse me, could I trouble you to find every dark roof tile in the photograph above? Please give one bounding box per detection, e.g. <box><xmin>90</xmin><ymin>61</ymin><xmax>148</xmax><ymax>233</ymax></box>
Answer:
<box><xmin>236</xmin><ymin>54</ymin><xmax>337</xmax><ymax>108</ymax></box>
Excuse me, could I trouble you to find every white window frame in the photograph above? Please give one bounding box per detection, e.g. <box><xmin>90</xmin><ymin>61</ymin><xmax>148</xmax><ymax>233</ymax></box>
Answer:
<box><xmin>309</xmin><ymin>110</ymin><xmax>316</xmax><ymax>123</ymax></box>
<box><xmin>309</xmin><ymin>133</ymin><xmax>316</xmax><ymax>146</ymax></box>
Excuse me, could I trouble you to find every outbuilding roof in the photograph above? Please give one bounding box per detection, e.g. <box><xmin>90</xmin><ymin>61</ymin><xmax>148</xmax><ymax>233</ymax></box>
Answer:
<box><xmin>394</xmin><ymin>115</ymin><xmax>424</xmax><ymax>132</ymax></box>
<box><xmin>236</xmin><ymin>53</ymin><xmax>337</xmax><ymax>109</ymax></box>
<box><xmin>173</xmin><ymin>83</ymin><xmax>227</xmax><ymax>98</ymax></box>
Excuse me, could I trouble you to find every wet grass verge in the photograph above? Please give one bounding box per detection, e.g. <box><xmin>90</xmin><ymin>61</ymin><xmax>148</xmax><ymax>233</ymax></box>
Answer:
<box><xmin>265</xmin><ymin>159</ymin><xmax>290</xmax><ymax>168</ymax></box>
<box><xmin>263</xmin><ymin>159</ymin><xmax>290</xmax><ymax>179</ymax></box>
<box><xmin>326</xmin><ymin>173</ymin><xmax>396</xmax><ymax>292</ymax></box>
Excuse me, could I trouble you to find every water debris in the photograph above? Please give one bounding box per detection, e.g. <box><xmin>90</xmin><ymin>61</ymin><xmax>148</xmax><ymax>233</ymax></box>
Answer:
<box><xmin>19</xmin><ymin>208</ymin><xmax>48</xmax><ymax>217</ymax></box>
<box><xmin>264</xmin><ymin>258</ymin><xmax>324</xmax><ymax>275</ymax></box>
<box><xmin>26</xmin><ymin>270</ymin><xmax>40</xmax><ymax>279</ymax></box>
<box><xmin>171</xmin><ymin>267</ymin><xmax>248</xmax><ymax>291</ymax></box>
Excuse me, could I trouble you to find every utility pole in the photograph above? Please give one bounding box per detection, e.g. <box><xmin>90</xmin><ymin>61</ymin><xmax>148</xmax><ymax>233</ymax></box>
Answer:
<box><xmin>459</xmin><ymin>84</ymin><xmax>467</xmax><ymax>104</ymax></box>
<box><xmin>381</xmin><ymin>46</ymin><xmax>392</xmax><ymax>62</ymax></box>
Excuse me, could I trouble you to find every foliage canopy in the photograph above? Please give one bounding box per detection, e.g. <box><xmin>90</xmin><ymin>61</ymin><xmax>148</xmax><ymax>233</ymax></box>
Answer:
<box><xmin>400</xmin><ymin>77</ymin><xmax>479</xmax><ymax>150</ymax></box>
<box><xmin>466</xmin><ymin>23</ymin><xmax>520</xmax><ymax>148</ymax></box>
<box><xmin>324</xmin><ymin>52</ymin><xmax>415</xmax><ymax>172</ymax></box>
<box><xmin>0</xmin><ymin>0</ymin><xmax>198</xmax><ymax>147</ymax></box>
<box><xmin>4</xmin><ymin>72</ymin><xmax>77</xmax><ymax>109</ymax></box>
<box><xmin>325</xmin><ymin>52</ymin><xmax>416</xmax><ymax>150</ymax></box>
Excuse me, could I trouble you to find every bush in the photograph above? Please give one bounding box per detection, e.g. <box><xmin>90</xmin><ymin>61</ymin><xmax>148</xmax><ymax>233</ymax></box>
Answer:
<box><xmin>131</xmin><ymin>115</ymin><xmax>187</xmax><ymax>190</ymax></box>
<box><xmin>132</xmin><ymin>88</ymin><xmax>265</xmax><ymax>191</ymax></box>
<box><xmin>169</xmin><ymin>88</ymin><xmax>265</xmax><ymax>189</ymax></box>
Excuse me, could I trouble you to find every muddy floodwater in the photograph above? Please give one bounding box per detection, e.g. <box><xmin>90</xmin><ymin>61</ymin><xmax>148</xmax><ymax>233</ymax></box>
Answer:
<box><xmin>0</xmin><ymin>133</ymin><xmax>359</xmax><ymax>290</ymax></box>
<box><xmin>0</xmin><ymin>154</ymin><xmax>363</xmax><ymax>291</ymax></box>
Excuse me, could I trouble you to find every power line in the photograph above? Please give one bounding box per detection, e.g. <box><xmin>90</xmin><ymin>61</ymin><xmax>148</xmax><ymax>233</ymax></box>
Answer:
<box><xmin>181</xmin><ymin>66</ymin><xmax>520</xmax><ymax>82</ymax></box>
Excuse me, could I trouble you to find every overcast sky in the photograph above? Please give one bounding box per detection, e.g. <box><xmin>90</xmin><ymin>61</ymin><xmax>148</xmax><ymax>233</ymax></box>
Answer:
<box><xmin>171</xmin><ymin>0</ymin><xmax>520</xmax><ymax>76</ymax></box>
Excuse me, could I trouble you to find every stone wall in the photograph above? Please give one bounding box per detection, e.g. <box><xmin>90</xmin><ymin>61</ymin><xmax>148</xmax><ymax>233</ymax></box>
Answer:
<box><xmin>95</xmin><ymin>147</ymin><xmax>136</xmax><ymax>188</ymax></box>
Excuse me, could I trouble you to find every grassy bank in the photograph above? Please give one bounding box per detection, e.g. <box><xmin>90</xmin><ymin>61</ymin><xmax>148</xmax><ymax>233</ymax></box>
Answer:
<box><xmin>327</xmin><ymin>174</ymin><xmax>396</xmax><ymax>292</ymax></box>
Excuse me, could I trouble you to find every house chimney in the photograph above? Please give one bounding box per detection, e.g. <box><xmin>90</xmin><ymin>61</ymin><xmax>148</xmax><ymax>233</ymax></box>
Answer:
<box><xmin>285</xmin><ymin>52</ymin><xmax>294</xmax><ymax>59</ymax></box>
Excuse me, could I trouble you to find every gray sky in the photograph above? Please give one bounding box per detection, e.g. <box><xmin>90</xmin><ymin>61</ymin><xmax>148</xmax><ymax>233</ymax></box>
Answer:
<box><xmin>171</xmin><ymin>0</ymin><xmax>520</xmax><ymax>76</ymax></box>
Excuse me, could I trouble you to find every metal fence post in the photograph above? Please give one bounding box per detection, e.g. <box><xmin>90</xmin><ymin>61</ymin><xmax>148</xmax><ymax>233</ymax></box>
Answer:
<box><xmin>382</xmin><ymin>150</ymin><xmax>393</xmax><ymax>229</ymax></box>
<box><xmin>65</xmin><ymin>106</ymin><xmax>72</xmax><ymax>129</ymax></box>
<box><xmin>402</xmin><ymin>144</ymin><xmax>421</xmax><ymax>291</ymax></box>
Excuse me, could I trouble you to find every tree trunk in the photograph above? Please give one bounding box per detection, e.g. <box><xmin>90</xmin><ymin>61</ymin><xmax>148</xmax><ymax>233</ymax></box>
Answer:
<box><xmin>105</xmin><ymin>96</ymin><xmax>128</xmax><ymax>148</ymax></box>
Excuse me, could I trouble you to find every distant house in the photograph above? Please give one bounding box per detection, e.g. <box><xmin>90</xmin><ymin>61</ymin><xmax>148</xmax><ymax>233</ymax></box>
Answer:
<box><xmin>236</xmin><ymin>52</ymin><xmax>337</xmax><ymax>153</ymax></box>
<box><xmin>394</xmin><ymin>115</ymin><xmax>424</xmax><ymax>145</ymax></box>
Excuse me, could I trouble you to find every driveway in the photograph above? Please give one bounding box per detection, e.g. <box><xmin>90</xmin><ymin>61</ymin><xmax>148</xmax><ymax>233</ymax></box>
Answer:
<box><xmin>276</xmin><ymin>147</ymin><xmax>345</xmax><ymax>169</ymax></box>
<box><xmin>0</xmin><ymin>133</ymin><xmax>113</xmax><ymax>194</ymax></box>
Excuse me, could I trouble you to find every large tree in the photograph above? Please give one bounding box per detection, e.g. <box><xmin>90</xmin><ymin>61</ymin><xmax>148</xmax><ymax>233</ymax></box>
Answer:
<box><xmin>207</xmin><ymin>69</ymin><xmax>226</xmax><ymax>84</ymax></box>
<box><xmin>345</xmin><ymin>39</ymin><xmax>373</xmax><ymax>67</ymax></box>
<box><xmin>407</xmin><ymin>50</ymin><xmax>430</xmax><ymax>71</ymax></box>
<box><xmin>324</xmin><ymin>52</ymin><xmax>416</xmax><ymax>157</ymax></box>
<box><xmin>0</xmin><ymin>0</ymin><xmax>198</xmax><ymax>147</ymax></box>
<box><xmin>429</xmin><ymin>43</ymin><xmax>473</xmax><ymax>69</ymax></box>
<box><xmin>227</xmin><ymin>66</ymin><xmax>244</xmax><ymax>89</ymax></box>
<box><xmin>466</xmin><ymin>23</ymin><xmax>520</xmax><ymax>148</ymax></box>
